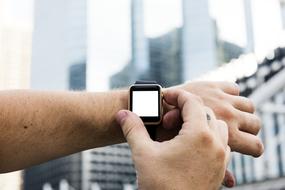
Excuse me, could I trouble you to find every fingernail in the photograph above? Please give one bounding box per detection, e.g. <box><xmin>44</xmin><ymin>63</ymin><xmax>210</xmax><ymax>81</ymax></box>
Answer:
<box><xmin>116</xmin><ymin>110</ymin><xmax>128</xmax><ymax>125</ymax></box>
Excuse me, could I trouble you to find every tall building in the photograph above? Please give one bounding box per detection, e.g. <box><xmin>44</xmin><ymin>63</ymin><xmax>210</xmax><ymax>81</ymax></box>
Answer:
<box><xmin>131</xmin><ymin>0</ymin><xmax>149</xmax><ymax>78</ymax></box>
<box><xmin>31</xmin><ymin>0</ymin><xmax>87</xmax><ymax>90</ymax></box>
<box><xmin>182</xmin><ymin>0</ymin><xmax>217</xmax><ymax>81</ymax></box>
<box><xmin>24</xmin><ymin>0</ymin><xmax>87</xmax><ymax>189</ymax></box>
<box><xmin>0</xmin><ymin>0</ymin><xmax>32</xmax><ymax>189</ymax></box>
<box><xmin>110</xmin><ymin>27</ymin><xmax>183</xmax><ymax>89</ymax></box>
<box><xmin>86</xmin><ymin>0</ymin><xmax>131</xmax><ymax>91</ymax></box>
<box><xmin>280</xmin><ymin>0</ymin><xmax>285</xmax><ymax>29</ymax></box>
<box><xmin>69</xmin><ymin>63</ymin><xmax>87</xmax><ymax>91</ymax></box>
<box><xmin>0</xmin><ymin>27</ymin><xmax>32</xmax><ymax>89</ymax></box>
<box><xmin>147</xmin><ymin>28</ymin><xmax>182</xmax><ymax>87</ymax></box>
<box><xmin>243</xmin><ymin>0</ymin><xmax>255</xmax><ymax>53</ymax></box>
<box><xmin>26</xmin><ymin>0</ymin><xmax>137</xmax><ymax>188</ymax></box>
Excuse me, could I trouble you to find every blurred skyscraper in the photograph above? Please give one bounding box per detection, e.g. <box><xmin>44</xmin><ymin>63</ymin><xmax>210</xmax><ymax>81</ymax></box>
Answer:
<box><xmin>25</xmin><ymin>0</ymin><xmax>87</xmax><ymax>189</ymax></box>
<box><xmin>0</xmin><ymin>0</ymin><xmax>32</xmax><ymax>90</ymax></box>
<box><xmin>147</xmin><ymin>28</ymin><xmax>183</xmax><ymax>87</ymax></box>
<box><xmin>110</xmin><ymin>27</ymin><xmax>183</xmax><ymax>89</ymax></box>
<box><xmin>0</xmin><ymin>0</ymin><xmax>32</xmax><ymax>189</ymax></box>
<box><xmin>31</xmin><ymin>0</ymin><xmax>87</xmax><ymax>90</ymax></box>
<box><xmin>0</xmin><ymin>26</ymin><xmax>32</xmax><ymax>89</ymax></box>
<box><xmin>131</xmin><ymin>0</ymin><xmax>149</xmax><ymax>79</ymax></box>
<box><xmin>243</xmin><ymin>0</ymin><xmax>255</xmax><ymax>53</ymax></box>
<box><xmin>182</xmin><ymin>0</ymin><xmax>217</xmax><ymax>81</ymax></box>
<box><xmin>112</xmin><ymin>0</ymin><xmax>219</xmax><ymax>87</ymax></box>
<box><xmin>86</xmin><ymin>0</ymin><xmax>131</xmax><ymax>91</ymax></box>
<box><xmin>27</xmin><ymin>1</ymin><xmax>137</xmax><ymax>189</ymax></box>
<box><xmin>69</xmin><ymin>63</ymin><xmax>87</xmax><ymax>91</ymax></box>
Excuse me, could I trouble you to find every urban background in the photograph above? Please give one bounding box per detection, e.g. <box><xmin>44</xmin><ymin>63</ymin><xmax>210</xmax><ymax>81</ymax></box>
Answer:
<box><xmin>1</xmin><ymin>0</ymin><xmax>285</xmax><ymax>189</ymax></box>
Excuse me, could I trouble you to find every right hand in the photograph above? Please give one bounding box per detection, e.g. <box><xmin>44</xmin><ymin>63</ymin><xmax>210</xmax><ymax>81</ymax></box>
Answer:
<box><xmin>116</xmin><ymin>89</ymin><xmax>231</xmax><ymax>190</ymax></box>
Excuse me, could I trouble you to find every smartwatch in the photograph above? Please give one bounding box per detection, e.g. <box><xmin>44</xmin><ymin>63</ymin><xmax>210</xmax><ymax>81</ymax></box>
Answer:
<box><xmin>129</xmin><ymin>81</ymin><xmax>163</xmax><ymax>140</ymax></box>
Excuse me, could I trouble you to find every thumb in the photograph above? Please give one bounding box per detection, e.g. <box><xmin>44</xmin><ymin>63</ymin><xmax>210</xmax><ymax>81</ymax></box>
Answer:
<box><xmin>116</xmin><ymin>110</ymin><xmax>152</xmax><ymax>150</ymax></box>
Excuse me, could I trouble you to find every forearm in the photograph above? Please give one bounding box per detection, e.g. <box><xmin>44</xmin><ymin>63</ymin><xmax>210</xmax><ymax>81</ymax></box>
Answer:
<box><xmin>0</xmin><ymin>90</ymin><xmax>128</xmax><ymax>173</ymax></box>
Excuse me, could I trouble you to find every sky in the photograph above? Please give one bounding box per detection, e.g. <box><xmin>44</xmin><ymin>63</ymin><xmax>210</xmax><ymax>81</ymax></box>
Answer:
<box><xmin>0</xmin><ymin>0</ymin><xmax>246</xmax><ymax>44</ymax></box>
<box><xmin>1</xmin><ymin>0</ymin><xmax>284</xmax><ymax>91</ymax></box>
<box><xmin>0</xmin><ymin>0</ymin><xmax>34</xmax><ymax>28</ymax></box>
<box><xmin>87</xmin><ymin>0</ymin><xmax>248</xmax><ymax>91</ymax></box>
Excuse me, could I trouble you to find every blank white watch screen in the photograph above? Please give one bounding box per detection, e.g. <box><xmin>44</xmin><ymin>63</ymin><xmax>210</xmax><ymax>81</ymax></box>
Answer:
<box><xmin>132</xmin><ymin>91</ymin><xmax>159</xmax><ymax>117</ymax></box>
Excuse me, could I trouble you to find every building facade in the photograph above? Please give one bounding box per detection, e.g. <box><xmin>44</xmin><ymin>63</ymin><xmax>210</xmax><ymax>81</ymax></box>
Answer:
<box><xmin>228</xmin><ymin>47</ymin><xmax>285</xmax><ymax>189</ymax></box>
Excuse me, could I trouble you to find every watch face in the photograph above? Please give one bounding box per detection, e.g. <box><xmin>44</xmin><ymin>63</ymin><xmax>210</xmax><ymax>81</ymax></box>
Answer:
<box><xmin>129</xmin><ymin>85</ymin><xmax>162</xmax><ymax>124</ymax></box>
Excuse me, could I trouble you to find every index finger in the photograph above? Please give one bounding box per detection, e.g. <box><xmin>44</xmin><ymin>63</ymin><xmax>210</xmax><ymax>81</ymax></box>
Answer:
<box><xmin>163</xmin><ymin>89</ymin><xmax>207</xmax><ymax>128</ymax></box>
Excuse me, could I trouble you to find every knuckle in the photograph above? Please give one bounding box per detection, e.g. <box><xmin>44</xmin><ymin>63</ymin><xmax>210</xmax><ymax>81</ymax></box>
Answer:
<box><xmin>217</xmin><ymin>120</ymin><xmax>229</xmax><ymax>134</ymax></box>
<box><xmin>179</xmin><ymin>90</ymin><xmax>190</xmax><ymax>101</ymax></box>
<box><xmin>217</xmin><ymin>120</ymin><xmax>228</xmax><ymax>128</ymax></box>
<box><xmin>197</xmin><ymin>96</ymin><xmax>204</xmax><ymax>104</ymax></box>
<box><xmin>218</xmin><ymin>103</ymin><xmax>236</xmax><ymax>119</ymax></box>
<box><xmin>191</xmin><ymin>94</ymin><xmax>204</xmax><ymax>104</ymax></box>
<box><xmin>215</xmin><ymin>146</ymin><xmax>226</xmax><ymax>161</ymax></box>
<box><xmin>198</xmin><ymin>130</ymin><xmax>214</xmax><ymax>145</ymax></box>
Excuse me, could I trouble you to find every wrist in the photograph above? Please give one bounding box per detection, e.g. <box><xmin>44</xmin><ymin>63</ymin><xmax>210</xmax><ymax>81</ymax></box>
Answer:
<box><xmin>72</xmin><ymin>90</ymin><xmax>129</xmax><ymax>149</ymax></box>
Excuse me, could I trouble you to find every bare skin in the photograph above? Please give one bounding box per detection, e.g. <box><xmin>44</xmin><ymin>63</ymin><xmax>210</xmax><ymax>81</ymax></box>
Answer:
<box><xmin>0</xmin><ymin>82</ymin><xmax>263</xmax><ymax>177</ymax></box>
<box><xmin>116</xmin><ymin>89</ymin><xmax>231</xmax><ymax>190</ymax></box>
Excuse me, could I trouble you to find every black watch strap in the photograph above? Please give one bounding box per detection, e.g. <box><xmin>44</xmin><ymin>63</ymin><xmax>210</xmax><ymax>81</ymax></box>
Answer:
<box><xmin>135</xmin><ymin>80</ymin><xmax>158</xmax><ymax>85</ymax></box>
<box><xmin>135</xmin><ymin>80</ymin><xmax>158</xmax><ymax>140</ymax></box>
<box><xmin>145</xmin><ymin>125</ymin><xmax>157</xmax><ymax>140</ymax></box>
